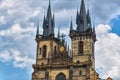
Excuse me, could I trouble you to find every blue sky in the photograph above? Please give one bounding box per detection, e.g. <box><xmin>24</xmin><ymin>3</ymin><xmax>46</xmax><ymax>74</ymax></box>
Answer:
<box><xmin>0</xmin><ymin>0</ymin><xmax>120</xmax><ymax>80</ymax></box>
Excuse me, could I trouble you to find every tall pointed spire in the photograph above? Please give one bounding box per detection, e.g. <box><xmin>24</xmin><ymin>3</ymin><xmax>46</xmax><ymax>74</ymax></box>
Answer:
<box><xmin>36</xmin><ymin>21</ymin><xmax>39</xmax><ymax>38</ymax></box>
<box><xmin>76</xmin><ymin>9</ymin><xmax>79</xmax><ymax>25</ymax></box>
<box><xmin>93</xmin><ymin>24</ymin><xmax>96</xmax><ymax>41</ymax></box>
<box><xmin>43</xmin><ymin>14</ymin><xmax>46</xmax><ymax>28</ymax></box>
<box><xmin>47</xmin><ymin>0</ymin><xmax>52</xmax><ymax>19</ymax></box>
<box><xmin>76</xmin><ymin>0</ymin><xmax>89</xmax><ymax>32</ymax></box>
<box><xmin>93</xmin><ymin>24</ymin><xmax>96</xmax><ymax>34</ymax></box>
<box><xmin>87</xmin><ymin>8</ymin><xmax>91</xmax><ymax>28</ymax></box>
<box><xmin>70</xmin><ymin>17</ymin><xmax>73</xmax><ymax>31</ymax></box>
<box><xmin>57</xmin><ymin>27</ymin><xmax>60</xmax><ymax>39</ymax></box>
<box><xmin>42</xmin><ymin>0</ymin><xmax>55</xmax><ymax>38</ymax></box>
<box><xmin>80</xmin><ymin>0</ymin><xmax>86</xmax><ymax>17</ymax></box>
<box><xmin>52</xmin><ymin>13</ymin><xmax>55</xmax><ymax>29</ymax></box>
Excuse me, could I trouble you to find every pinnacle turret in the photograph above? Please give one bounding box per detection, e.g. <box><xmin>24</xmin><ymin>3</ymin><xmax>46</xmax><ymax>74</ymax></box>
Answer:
<box><xmin>57</xmin><ymin>27</ymin><xmax>60</xmax><ymax>39</ymax></box>
<box><xmin>76</xmin><ymin>9</ymin><xmax>79</xmax><ymax>25</ymax></box>
<box><xmin>36</xmin><ymin>21</ymin><xmax>39</xmax><ymax>39</ymax></box>
<box><xmin>70</xmin><ymin>17</ymin><xmax>73</xmax><ymax>31</ymax></box>
<box><xmin>87</xmin><ymin>9</ymin><xmax>91</xmax><ymax>28</ymax></box>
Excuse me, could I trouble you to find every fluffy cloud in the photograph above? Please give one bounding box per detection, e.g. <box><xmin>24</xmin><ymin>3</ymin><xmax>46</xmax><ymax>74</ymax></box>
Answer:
<box><xmin>0</xmin><ymin>49</ymin><xmax>35</xmax><ymax>68</ymax></box>
<box><xmin>0</xmin><ymin>23</ymin><xmax>36</xmax><ymax>40</ymax></box>
<box><xmin>95</xmin><ymin>24</ymin><xmax>120</xmax><ymax>79</ymax></box>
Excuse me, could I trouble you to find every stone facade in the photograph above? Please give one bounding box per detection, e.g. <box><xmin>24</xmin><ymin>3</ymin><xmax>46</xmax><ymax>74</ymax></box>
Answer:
<box><xmin>32</xmin><ymin>0</ymin><xmax>99</xmax><ymax>80</ymax></box>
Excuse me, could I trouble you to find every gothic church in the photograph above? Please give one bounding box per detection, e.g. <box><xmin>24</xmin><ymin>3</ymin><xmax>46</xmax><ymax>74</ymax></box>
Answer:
<box><xmin>32</xmin><ymin>0</ymin><xmax>99</xmax><ymax>80</ymax></box>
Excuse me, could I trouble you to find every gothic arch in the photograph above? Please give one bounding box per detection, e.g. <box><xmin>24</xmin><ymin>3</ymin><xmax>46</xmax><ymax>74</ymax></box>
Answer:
<box><xmin>55</xmin><ymin>73</ymin><xmax>66</xmax><ymax>80</ymax></box>
<box><xmin>42</xmin><ymin>45</ymin><xmax>47</xmax><ymax>58</ymax></box>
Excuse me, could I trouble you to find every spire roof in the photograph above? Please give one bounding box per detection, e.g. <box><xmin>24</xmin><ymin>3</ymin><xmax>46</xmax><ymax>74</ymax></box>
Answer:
<box><xmin>57</xmin><ymin>27</ymin><xmax>60</xmax><ymax>39</ymax></box>
<box><xmin>47</xmin><ymin>0</ymin><xmax>52</xmax><ymax>20</ymax></box>
<box><xmin>42</xmin><ymin>0</ymin><xmax>55</xmax><ymax>37</ymax></box>
<box><xmin>76</xmin><ymin>9</ymin><xmax>79</xmax><ymax>24</ymax></box>
<box><xmin>87</xmin><ymin>8</ymin><xmax>91</xmax><ymax>28</ymax></box>
<box><xmin>70</xmin><ymin>17</ymin><xmax>73</xmax><ymax>31</ymax></box>
<box><xmin>52</xmin><ymin>13</ymin><xmax>55</xmax><ymax>28</ymax></box>
<box><xmin>80</xmin><ymin>0</ymin><xmax>86</xmax><ymax>17</ymax></box>
<box><xmin>37</xmin><ymin>21</ymin><xmax>39</xmax><ymax>35</ymax></box>
<box><xmin>93</xmin><ymin>24</ymin><xmax>96</xmax><ymax>34</ymax></box>
<box><xmin>76</xmin><ymin>0</ymin><xmax>89</xmax><ymax>32</ymax></box>
<box><xmin>36</xmin><ymin>21</ymin><xmax>39</xmax><ymax>39</ymax></box>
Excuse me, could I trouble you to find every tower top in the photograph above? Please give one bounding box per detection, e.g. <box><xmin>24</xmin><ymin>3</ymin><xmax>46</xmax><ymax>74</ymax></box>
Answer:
<box><xmin>42</xmin><ymin>1</ymin><xmax>55</xmax><ymax>38</ymax></box>
<box><xmin>75</xmin><ymin>0</ymin><xmax>91</xmax><ymax>33</ymax></box>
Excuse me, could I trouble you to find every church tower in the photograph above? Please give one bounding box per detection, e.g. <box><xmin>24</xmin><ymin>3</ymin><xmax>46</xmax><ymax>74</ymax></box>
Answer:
<box><xmin>32</xmin><ymin>0</ymin><xmax>99</xmax><ymax>80</ymax></box>
<box><xmin>69</xmin><ymin>0</ymin><xmax>98</xmax><ymax>79</ymax></box>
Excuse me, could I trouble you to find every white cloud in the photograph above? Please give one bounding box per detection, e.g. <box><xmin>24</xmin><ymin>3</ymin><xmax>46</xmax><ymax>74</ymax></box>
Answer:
<box><xmin>0</xmin><ymin>49</ymin><xmax>35</xmax><ymax>68</ymax></box>
<box><xmin>0</xmin><ymin>51</ymin><xmax>12</xmax><ymax>62</ymax></box>
<box><xmin>95</xmin><ymin>24</ymin><xmax>120</xmax><ymax>79</ymax></box>
<box><xmin>0</xmin><ymin>16</ymin><xmax>6</xmax><ymax>24</ymax></box>
<box><xmin>0</xmin><ymin>23</ymin><xmax>35</xmax><ymax>39</ymax></box>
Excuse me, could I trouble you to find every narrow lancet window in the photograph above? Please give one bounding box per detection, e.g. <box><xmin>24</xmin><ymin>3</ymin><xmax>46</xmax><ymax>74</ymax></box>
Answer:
<box><xmin>42</xmin><ymin>45</ymin><xmax>47</xmax><ymax>58</ymax></box>
<box><xmin>78</xmin><ymin>41</ymin><xmax>84</xmax><ymax>54</ymax></box>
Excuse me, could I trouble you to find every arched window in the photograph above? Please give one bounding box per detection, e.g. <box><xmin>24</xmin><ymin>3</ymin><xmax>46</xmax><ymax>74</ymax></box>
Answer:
<box><xmin>54</xmin><ymin>46</ymin><xmax>57</xmax><ymax>55</ymax></box>
<box><xmin>76</xmin><ymin>60</ymin><xmax>80</xmax><ymax>64</ymax></box>
<box><xmin>78</xmin><ymin>41</ymin><xmax>84</xmax><ymax>54</ymax></box>
<box><xmin>55</xmin><ymin>73</ymin><xmax>66</xmax><ymax>80</ymax></box>
<box><xmin>42</xmin><ymin>45</ymin><xmax>47</xmax><ymax>58</ymax></box>
<box><xmin>40</xmin><ymin>48</ymin><xmax>41</xmax><ymax>54</ymax></box>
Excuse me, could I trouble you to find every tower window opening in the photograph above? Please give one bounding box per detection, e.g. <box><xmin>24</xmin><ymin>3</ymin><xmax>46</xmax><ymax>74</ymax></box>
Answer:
<box><xmin>42</xmin><ymin>45</ymin><xmax>47</xmax><ymax>58</ymax></box>
<box><xmin>54</xmin><ymin>46</ymin><xmax>57</xmax><ymax>55</ymax></box>
<box><xmin>40</xmin><ymin>48</ymin><xmax>41</xmax><ymax>54</ymax></box>
<box><xmin>78</xmin><ymin>41</ymin><xmax>84</xmax><ymax>54</ymax></box>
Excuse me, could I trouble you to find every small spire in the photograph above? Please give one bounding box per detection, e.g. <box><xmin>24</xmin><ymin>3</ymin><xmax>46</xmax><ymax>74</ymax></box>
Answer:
<box><xmin>57</xmin><ymin>27</ymin><xmax>60</xmax><ymax>39</ymax></box>
<box><xmin>76</xmin><ymin>9</ymin><xmax>79</xmax><ymax>24</ymax></box>
<box><xmin>93</xmin><ymin>24</ymin><xmax>96</xmax><ymax>41</ymax></box>
<box><xmin>70</xmin><ymin>16</ymin><xmax>73</xmax><ymax>31</ymax></box>
<box><xmin>52</xmin><ymin>13</ymin><xmax>55</xmax><ymax>28</ymax></box>
<box><xmin>37</xmin><ymin>21</ymin><xmax>39</xmax><ymax>35</ymax></box>
<box><xmin>43</xmin><ymin>14</ymin><xmax>46</xmax><ymax>28</ymax></box>
<box><xmin>87</xmin><ymin>8</ymin><xmax>91</xmax><ymax>28</ymax></box>
<box><xmin>93</xmin><ymin>24</ymin><xmax>96</xmax><ymax>34</ymax></box>
<box><xmin>36</xmin><ymin>21</ymin><xmax>39</xmax><ymax>38</ymax></box>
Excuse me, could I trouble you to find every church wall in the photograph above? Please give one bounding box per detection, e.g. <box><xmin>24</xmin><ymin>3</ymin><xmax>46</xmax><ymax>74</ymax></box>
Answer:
<box><xmin>49</xmin><ymin>68</ymin><xmax>69</xmax><ymax>80</ymax></box>
<box><xmin>72</xmin><ymin>67</ymin><xmax>87</xmax><ymax>80</ymax></box>
<box><xmin>72</xmin><ymin>36</ymin><xmax>93</xmax><ymax>56</ymax></box>
<box><xmin>73</xmin><ymin>55</ymin><xmax>90</xmax><ymax>63</ymax></box>
<box><xmin>36</xmin><ymin>40</ymin><xmax>58</xmax><ymax>65</ymax></box>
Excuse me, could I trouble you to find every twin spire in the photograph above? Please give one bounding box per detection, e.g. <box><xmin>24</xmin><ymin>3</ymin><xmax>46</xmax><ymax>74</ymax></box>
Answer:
<box><xmin>36</xmin><ymin>0</ymin><xmax>95</xmax><ymax>39</ymax></box>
